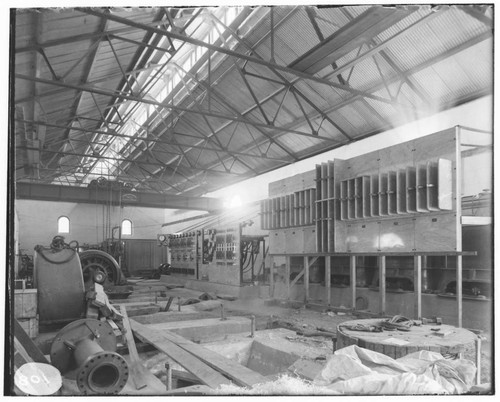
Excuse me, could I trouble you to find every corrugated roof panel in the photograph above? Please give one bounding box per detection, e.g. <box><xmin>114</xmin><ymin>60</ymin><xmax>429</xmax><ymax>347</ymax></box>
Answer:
<box><xmin>294</xmin><ymin>81</ymin><xmax>346</xmax><ymax>110</ymax></box>
<box><xmin>375</xmin><ymin>6</ymin><xmax>431</xmax><ymax>42</ymax></box>
<box><xmin>411</xmin><ymin>65</ymin><xmax>458</xmax><ymax>104</ymax></box>
<box><xmin>213</xmin><ymin>71</ymin><xmax>263</xmax><ymax>116</ymax></box>
<box><xmin>326</xmin><ymin>108</ymin><xmax>361</xmax><ymax>136</ymax></box>
<box><xmin>385</xmin><ymin>7</ymin><xmax>490</xmax><ymax>72</ymax></box>
<box><xmin>397</xmin><ymin>82</ymin><xmax>428</xmax><ymax>108</ymax></box>
<box><xmin>314</xmin><ymin>6</ymin><xmax>350</xmax><ymax>36</ymax></box>
<box><xmin>351</xmin><ymin>98</ymin><xmax>388</xmax><ymax>128</ymax></box>
<box><xmin>344</xmin><ymin>5</ymin><xmax>373</xmax><ymax>18</ymax></box>
<box><xmin>453</xmin><ymin>39</ymin><xmax>493</xmax><ymax>90</ymax></box>
<box><xmin>41</xmin><ymin>11</ymin><xmax>101</xmax><ymax>42</ymax></box>
<box><xmin>430</xmin><ymin>57</ymin><xmax>478</xmax><ymax>100</ymax></box>
<box><xmin>343</xmin><ymin>54</ymin><xmax>395</xmax><ymax>95</ymax></box>
<box><xmin>106</xmin><ymin>7</ymin><xmax>161</xmax><ymax>30</ymax></box>
<box><xmin>275</xmin><ymin>7</ymin><xmax>321</xmax><ymax>59</ymax></box>
<box><xmin>276</xmin><ymin>123</ymin><xmax>325</xmax><ymax>149</ymax></box>
<box><xmin>292</xmin><ymin>81</ymin><xmax>330</xmax><ymax>110</ymax></box>
<box><xmin>334</xmin><ymin>103</ymin><xmax>373</xmax><ymax>135</ymax></box>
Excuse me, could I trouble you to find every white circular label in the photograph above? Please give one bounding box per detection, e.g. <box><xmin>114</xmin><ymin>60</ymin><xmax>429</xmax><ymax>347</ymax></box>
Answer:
<box><xmin>14</xmin><ymin>363</ymin><xmax>62</xmax><ymax>396</ymax></box>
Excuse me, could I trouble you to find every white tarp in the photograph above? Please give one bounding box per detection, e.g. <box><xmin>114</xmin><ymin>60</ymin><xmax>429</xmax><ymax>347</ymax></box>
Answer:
<box><xmin>313</xmin><ymin>345</ymin><xmax>476</xmax><ymax>395</ymax></box>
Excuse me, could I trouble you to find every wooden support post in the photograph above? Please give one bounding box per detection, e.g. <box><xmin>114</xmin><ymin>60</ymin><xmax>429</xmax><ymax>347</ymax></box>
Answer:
<box><xmin>414</xmin><ymin>255</ymin><xmax>422</xmax><ymax>319</ymax></box>
<box><xmin>350</xmin><ymin>255</ymin><xmax>356</xmax><ymax>310</ymax></box>
<box><xmin>165</xmin><ymin>362</ymin><xmax>172</xmax><ymax>391</ymax></box>
<box><xmin>304</xmin><ymin>256</ymin><xmax>310</xmax><ymax>303</ymax></box>
<box><xmin>476</xmin><ymin>336</ymin><xmax>482</xmax><ymax>385</ymax></box>
<box><xmin>325</xmin><ymin>256</ymin><xmax>331</xmax><ymax>306</ymax></box>
<box><xmin>457</xmin><ymin>255</ymin><xmax>463</xmax><ymax>328</ymax></box>
<box><xmin>379</xmin><ymin>256</ymin><xmax>386</xmax><ymax>315</ymax></box>
<box><xmin>269</xmin><ymin>256</ymin><xmax>274</xmax><ymax>298</ymax></box>
<box><xmin>286</xmin><ymin>255</ymin><xmax>291</xmax><ymax>300</ymax></box>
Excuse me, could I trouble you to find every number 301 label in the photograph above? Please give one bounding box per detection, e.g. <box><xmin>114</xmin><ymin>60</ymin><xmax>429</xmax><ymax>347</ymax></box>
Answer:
<box><xmin>14</xmin><ymin>363</ymin><xmax>62</xmax><ymax>395</ymax></box>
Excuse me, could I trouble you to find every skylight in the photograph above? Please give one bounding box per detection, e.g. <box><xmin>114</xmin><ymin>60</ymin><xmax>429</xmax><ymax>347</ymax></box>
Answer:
<box><xmin>78</xmin><ymin>6</ymin><xmax>244</xmax><ymax>188</ymax></box>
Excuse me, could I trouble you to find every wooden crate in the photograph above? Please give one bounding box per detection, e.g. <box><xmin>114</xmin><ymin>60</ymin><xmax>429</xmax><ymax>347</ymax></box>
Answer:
<box><xmin>18</xmin><ymin>317</ymin><xmax>38</xmax><ymax>339</ymax></box>
<box><xmin>14</xmin><ymin>289</ymin><xmax>37</xmax><ymax>319</ymax></box>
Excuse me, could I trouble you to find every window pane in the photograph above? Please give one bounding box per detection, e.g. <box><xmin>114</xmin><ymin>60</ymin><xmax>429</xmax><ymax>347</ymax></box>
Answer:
<box><xmin>58</xmin><ymin>216</ymin><xmax>69</xmax><ymax>233</ymax></box>
<box><xmin>122</xmin><ymin>219</ymin><xmax>132</xmax><ymax>236</ymax></box>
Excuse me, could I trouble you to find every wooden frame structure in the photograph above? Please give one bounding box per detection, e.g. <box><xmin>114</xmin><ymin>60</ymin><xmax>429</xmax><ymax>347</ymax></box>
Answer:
<box><xmin>264</xmin><ymin>126</ymin><xmax>492</xmax><ymax>328</ymax></box>
<box><xmin>269</xmin><ymin>250</ymin><xmax>476</xmax><ymax>327</ymax></box>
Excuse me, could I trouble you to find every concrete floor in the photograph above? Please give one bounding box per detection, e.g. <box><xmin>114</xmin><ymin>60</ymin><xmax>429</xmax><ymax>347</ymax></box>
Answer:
<box><xmin>32</xmin><ymin>278</ymin><xmax>492</xmax><ymax>395</ymax></box>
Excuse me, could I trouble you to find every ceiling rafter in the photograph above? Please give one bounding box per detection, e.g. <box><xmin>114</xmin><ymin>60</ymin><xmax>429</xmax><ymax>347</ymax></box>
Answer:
<box><xmin>210</xmin><ymin>10</ymin><xmax>353</xmax><ymax>141</ymax></box>
<box><xmin>78</xmin><ymin>7</ymin><xmax>409</xmax><ymax>108</ymax></box>
<box><xmin>16</xmin><ymin>73</ymin><xmax>342</xmax><ymax>143</ymax></box>
<box><xmin>174</xmin><ymin>60</ymin><xmax>299</xmax><ymax>160</ymax></box>
<box><xmin>13</xmin><ymin>6</ymin><xmax>492</xmax><ymax>196</ymax></box>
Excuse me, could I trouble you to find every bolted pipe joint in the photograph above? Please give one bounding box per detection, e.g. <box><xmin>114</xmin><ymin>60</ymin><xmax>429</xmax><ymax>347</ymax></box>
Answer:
<box><xmin>74</xmin><ymin>339</ymin><xmax>128</xmax><ymax>395</ymax></box>
<box><xmin>50</xmin><ymin>318</ymin><xmax>129</xmax><ymax>395</ymax></box>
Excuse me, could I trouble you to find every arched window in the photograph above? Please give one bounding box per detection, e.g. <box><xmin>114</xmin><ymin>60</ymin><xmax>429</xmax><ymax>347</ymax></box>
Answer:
<box><xmin>122</xmin><ymin>219</ymin><xmax>132</xmax><ymax>236</ymax></box>
<box><xmin>57</xmin><ymin>216</ymin><xmax>70</xmax><ymax>233</ymax></box>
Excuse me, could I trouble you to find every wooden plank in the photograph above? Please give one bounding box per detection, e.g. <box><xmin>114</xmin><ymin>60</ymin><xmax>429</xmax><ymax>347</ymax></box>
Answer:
<box><xmin>370</xmin><ymin>174</ymin><xmax>379</xmax><ymax>216</ymax></box>
<box><xmin>340</xmin><ymin>180</ymin><xmax>348</xmax><ymax>220</ymax></box>
<box><xmin>130</xmin><ymin>320</ymin><xmax>232</xmax><ymax>388</ymax></box>
<box><xmin>438</xmin><ymin>158</ymin><xmax>453</xmax><ymax>210</ymax></box>
<box><xmin>14</xmin><ymin>319</ymin><xmax>49</xmax><ymax>364</ymax></box>
<box><xmin>461</xmin><ymin>216</ymin><xmax>492</xmax><ymax>225</ymax></box>
<box><xmin>362</xmin><ymin>176</ymin><xmax>371</xmax><ymax>218</ymax></box>
<box><xmin>396</xmin><ymin>169</ymin><xmax>407</xmax><ymax>214</ymax></box>
<box><xmin>414</xmin><ymin>213</ymin><xmax>456</xmax><ymax>252</ymax></box>
<box><xmin>387</xmin><ymin>171</ymin><xmax>397</xmax><ymax>215</ymax></box>
<box><xmin>120</xmin><ymin>306</ymin><xmax>147</xmax><ymax>390</ymax></box>
<box><xmin>290</xmin><ymin>266</ymin><xmax>305</xmax><ymax>289</ymax></box>
<box><xmin>416</xmin><ymin>164</ymin><xmax>428</xmax><ymax>212</ymax></box>
<box><xmin>14</xmin><ymin>289</ymin><xmax>37</xmax><ymax>319</ymax></box>
<box><xmin>131</xmin><ymin>320</ymin><xmax>266</xmax><ymax>388</ymax></box>
<box><xmin>379</xmin><ymin>173</ymin><xmax>388</xmax><ymax>216</ymax></box>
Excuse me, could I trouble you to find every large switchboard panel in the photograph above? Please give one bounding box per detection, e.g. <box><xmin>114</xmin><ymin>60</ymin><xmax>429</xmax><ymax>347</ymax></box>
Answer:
<box><xmin>263</xmin><ymin>127</ymin><xmax>466</xmax><ymax>254</ymax></box>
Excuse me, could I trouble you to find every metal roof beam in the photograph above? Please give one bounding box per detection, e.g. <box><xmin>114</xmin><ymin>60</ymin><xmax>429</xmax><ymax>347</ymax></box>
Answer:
<box><xmin>15</xmin><ymin>73</ymin><xmax>340</xmax><ymax>143</ymax></box>
<box><xmin>16</xmin><ymin>182</ymin><xmax>223</xmax><ymax>211</ymax></box>
<box><xmin>289</xmin><ymin>6</ymin><xmax>416</xmax><ymax>75</ymax></box>
<box><xmin>322</xmin><ymin>6</ymin><xmax>446</xmax><ymax>81</ymax></box>
<box><xmin>77</xmin><ymin>7</ymin><xmax>405</xmax><ymax>107</ymax></box>
<box><xmin>458</xmin><ymin>5</ymin><xmax>493</xmax><ymax>29</ymax></box>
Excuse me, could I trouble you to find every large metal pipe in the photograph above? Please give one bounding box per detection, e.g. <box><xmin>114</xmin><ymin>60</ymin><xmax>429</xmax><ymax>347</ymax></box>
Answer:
<box><xmin>50</xmin><ymin>319</ymin><xmax>129</xmax><ymax>395</ymax></box>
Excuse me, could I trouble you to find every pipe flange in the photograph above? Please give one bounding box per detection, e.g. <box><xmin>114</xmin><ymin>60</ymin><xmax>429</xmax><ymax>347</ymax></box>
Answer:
<box><xmin>50</xmin><ymin>319</ymin><xmax>117</xmax><ymax>374</ymax></box>
<box><xmin>76</xmin><ymin>351</ymin><xmax>129</xmax><ymax>395</ymax></box>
